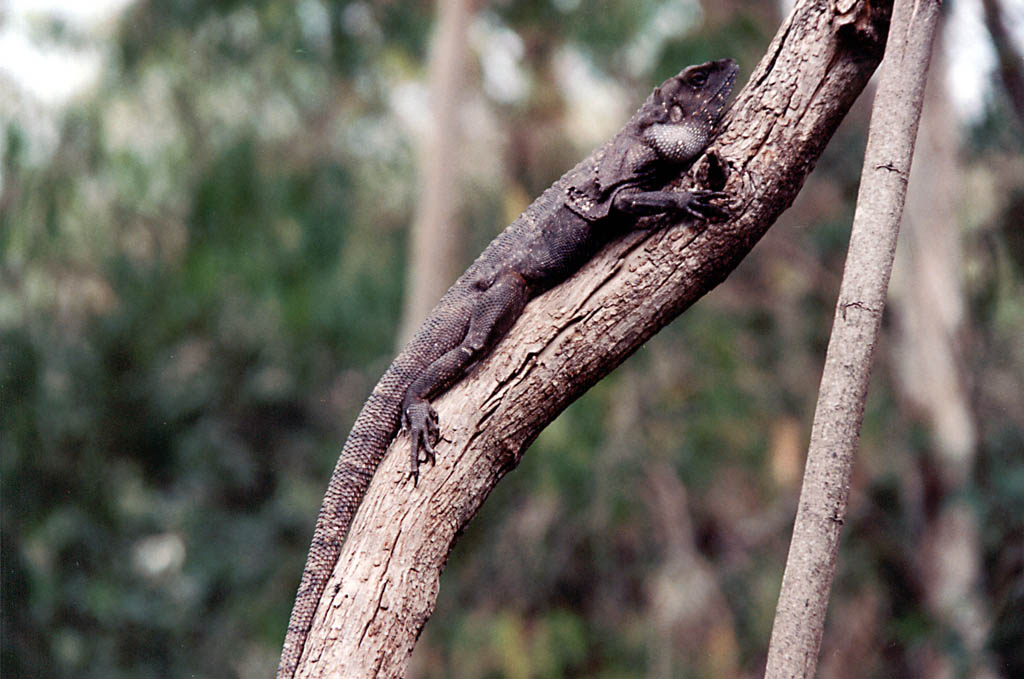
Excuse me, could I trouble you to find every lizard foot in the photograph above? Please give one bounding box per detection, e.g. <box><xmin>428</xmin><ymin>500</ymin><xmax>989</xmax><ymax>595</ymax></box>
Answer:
<box><xmin>401</xmin><ymin>401</ymin><xmax>439</xmax><ymax>485</ymax></box>
<box><xmin>684</xmin><ymin>189</ymin><xmax>730</xmax><ymax>221</ymax></box>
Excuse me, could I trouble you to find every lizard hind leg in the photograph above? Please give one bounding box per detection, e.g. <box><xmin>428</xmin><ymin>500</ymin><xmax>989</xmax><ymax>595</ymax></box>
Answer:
<box><xmin>402</xmin><ymin>269</ymin><xmax>530</xmax><ymax>483</ymax></box>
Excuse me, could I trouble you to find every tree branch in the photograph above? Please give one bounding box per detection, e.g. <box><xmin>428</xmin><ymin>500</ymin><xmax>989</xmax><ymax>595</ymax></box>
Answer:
<box><xmin>764</xmin><ymin>1</ymin><xmax>942</xmax><ymax>677</ymax></box>
<box><xmin>295</xmin><ymin>1</ymin><xmax>893</xmax><ymax>676</ymax></box>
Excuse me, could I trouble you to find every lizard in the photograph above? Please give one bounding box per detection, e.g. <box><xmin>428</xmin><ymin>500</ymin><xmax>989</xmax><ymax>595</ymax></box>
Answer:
<box><xmin>277</xmin><ymin>57</ymin><xmax>738</xmax><ymax>679</ymax></box>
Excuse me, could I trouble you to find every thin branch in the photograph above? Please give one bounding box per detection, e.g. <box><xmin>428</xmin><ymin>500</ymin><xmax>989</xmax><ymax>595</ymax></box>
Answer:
<box><xmin>763</xmin><ymin>1</ymin><xmax>942</xmax><ymax>677</ymax></box>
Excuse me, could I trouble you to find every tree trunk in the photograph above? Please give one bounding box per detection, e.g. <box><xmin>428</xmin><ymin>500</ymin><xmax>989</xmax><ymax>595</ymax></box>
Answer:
<box><xmin>295</xmin><ymin>1</ymin><xmax>893</xmax><ymax>676</ymax></box>
<box><xmin>764</xmin><ymin>1</ymin><xmax>941</xmax><ymax>677</ymax></box>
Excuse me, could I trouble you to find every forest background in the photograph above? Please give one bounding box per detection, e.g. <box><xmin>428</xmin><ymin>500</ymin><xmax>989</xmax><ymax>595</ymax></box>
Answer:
<box><xmin>2</xmin><ymin>1</ymin><xmax>1022</xmax><ymax>677</ymax></box>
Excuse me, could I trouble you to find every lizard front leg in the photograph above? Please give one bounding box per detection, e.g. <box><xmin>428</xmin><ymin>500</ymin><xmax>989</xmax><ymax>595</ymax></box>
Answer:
<box><xmin>402</xmin><ymin>269</ymin><xmax>529</xmax><ymax>483</ymax></box>
<box><xmin>612</xmin><ymin>187</ymin><xmax>729</xmax><ymax>222</ymax></box>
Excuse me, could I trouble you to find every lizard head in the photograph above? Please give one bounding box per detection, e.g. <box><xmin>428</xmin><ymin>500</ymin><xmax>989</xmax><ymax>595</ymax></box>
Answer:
<box><xmin>639</xmin><ymin>59</ymin><xmax>739</xmax><ymax>163</ymax></box>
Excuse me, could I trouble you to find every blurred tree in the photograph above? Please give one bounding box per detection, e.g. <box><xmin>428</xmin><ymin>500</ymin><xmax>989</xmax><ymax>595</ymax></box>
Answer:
<box><xmin>980</xmin><ymin>0</ymin><xmax>1024</xmax><ymax>123</ymax></box>
<box><xmin>889</xmin><ymin>31</ymin><xmax>1000</xmax><ymax>679</ymax></box>
<box><xmin>398</xmin><ymin>0</ymin><xmax>478</xmax><ymax>344</ymax></box>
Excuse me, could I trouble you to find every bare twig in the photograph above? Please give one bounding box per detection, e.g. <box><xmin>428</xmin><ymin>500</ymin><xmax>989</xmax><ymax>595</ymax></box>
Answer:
<box><xmin>763</xmin><ymin>1</ymin><xmax>942</xmax><ymax>677</ymax></box>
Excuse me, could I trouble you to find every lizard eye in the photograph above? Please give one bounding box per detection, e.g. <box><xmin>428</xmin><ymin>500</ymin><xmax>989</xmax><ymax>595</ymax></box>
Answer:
<box><xmin>689</xmin><ymin>70</ymin><xmax>708</xmax><ymax>87</ymax></box>
<box><xmin>669</xmin><ymin>105</ymin><xmax>683</xmax><ymax>123</ymax></box>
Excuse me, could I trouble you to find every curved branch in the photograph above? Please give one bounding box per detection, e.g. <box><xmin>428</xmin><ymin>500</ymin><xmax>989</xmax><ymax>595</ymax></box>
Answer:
<box><xmin>295</xmin><ymin>1</ymin><xmax>893</xmax><ymax>676</ymax></box>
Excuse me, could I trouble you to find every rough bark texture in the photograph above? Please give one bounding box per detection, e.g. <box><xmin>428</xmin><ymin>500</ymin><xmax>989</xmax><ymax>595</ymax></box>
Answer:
<box><xmin>763</xmin><ymin>1</ymin><xmax>941</xmax><ymax>677</ymax></box>
<box><xmin>295</xmin><ymin>1</ymin><xmax>893</xmax><ymax>676</ymax></box>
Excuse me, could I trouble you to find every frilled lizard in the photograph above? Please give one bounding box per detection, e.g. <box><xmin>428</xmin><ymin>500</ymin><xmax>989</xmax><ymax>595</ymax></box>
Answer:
<box><xmin>278</xmin><ymin>58</ymin><xmax>738</xmax><ymax>678</ymax></box>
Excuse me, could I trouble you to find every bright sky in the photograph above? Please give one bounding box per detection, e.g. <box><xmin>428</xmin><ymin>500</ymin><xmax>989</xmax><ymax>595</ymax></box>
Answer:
<box><xmin>0</xmin><ymin>0</ymin><xmax>135</xmax><ymax>105</ymax></box>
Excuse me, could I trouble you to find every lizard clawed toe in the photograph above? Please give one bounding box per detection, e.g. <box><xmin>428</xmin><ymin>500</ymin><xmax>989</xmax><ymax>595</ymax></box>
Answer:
<box><xmin>686</xmin><ymin>190</ymin><xmax>731</xmax><ymax>221</ymax></box>
<box><xmin>403</xmin><ymin>401</ymin><xmax>440</xmax><ymax>485</ymax></box>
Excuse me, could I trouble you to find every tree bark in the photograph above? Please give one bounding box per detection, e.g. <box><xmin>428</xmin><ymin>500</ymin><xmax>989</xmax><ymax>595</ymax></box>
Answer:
<box><xmin>295</xmin><ymin>1</ymin><xmax>893</xmax><ymax>676</ymax></box>
<box><xmin>763</xmin><ymin>1</ymin><xmax>941</xmax><ymax>677</ymax></box>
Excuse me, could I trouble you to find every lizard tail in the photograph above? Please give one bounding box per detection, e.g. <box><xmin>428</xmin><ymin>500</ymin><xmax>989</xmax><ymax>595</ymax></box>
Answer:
<box><xmin>276</xmin><ymin>366</ymin><xmax>411</xmax><ymax>679</ymax></box>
